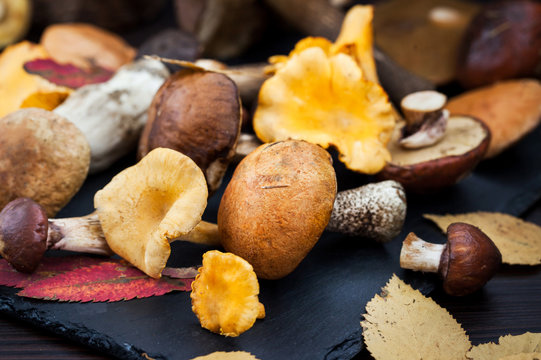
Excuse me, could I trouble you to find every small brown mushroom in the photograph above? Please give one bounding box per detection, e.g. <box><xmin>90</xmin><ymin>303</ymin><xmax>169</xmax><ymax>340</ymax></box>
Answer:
<box><xmin>400</xmin><ymin>222</ymin><xmax>502</xmax><ymax>296</ymax></box>
<box><xmin>138</xmin><ymin>68</ymin><xmax>242</xmax><ymax>193</ymax></box>
<box><xmin>0</xmin><ymin>198</ymin><xmax>113</xmax><ymax>273</ymax></box>
<box><xmin>0</xmin><ymin>108</ymin><xmax>90</xmax><ymax>217</ymax></box>
<box><xmin>399</xmin><ymin>90</ymin><xmax>449</xmax><ymax>149</ymax></box>
<box><xmin>218</xmin><ymin>140</ymin><xmax>407</xmax><ymax>279</ymax></box>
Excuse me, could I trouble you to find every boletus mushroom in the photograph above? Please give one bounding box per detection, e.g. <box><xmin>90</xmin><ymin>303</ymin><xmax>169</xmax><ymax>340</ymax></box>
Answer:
<box><xmin>0</xmin><ymin>108</ymin><xmax>90</xmax><ymax>217</ymax></box>
<box><xmin>0</xmin><ymin>197</ymin><xmax>113</xmax><ymax>273</ymax></box>
<box><xmin>378</xmin><ymin>91</ymin><xmax>490</xmax><ymax>192</ymax></box>
<box><xmin>400</xmin><ymin>222</ymin><xmax>502</xmax><ymax>296</ymax></box>
<box><xmin>138</xmin><ymin>68</ymin><xmax>242</xmax><ymax>193</ymax></box>
<box><xmin>218</xmin><ymin>140</ymin><xmax>407</xmax><ymax>279</ymax></box>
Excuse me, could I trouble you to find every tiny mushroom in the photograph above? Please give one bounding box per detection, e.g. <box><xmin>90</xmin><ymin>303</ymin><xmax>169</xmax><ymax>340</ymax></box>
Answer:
<box><xmin>0</xmin><ymin>108</ymin><xmax>90</xmax><ymax>217</ymax></box>
<box><xmin>138</xmin><ymin>68</ymin><xmax>242</xmax><ymax>193</ymax></box>
<box><xmin>218</xmin><ymin>140</ymin><xmax>407</xmax><ymax>279</ymax></box>
<box><xmin>400</xmin><ymin>222</ymin><xmax>502</xmax><ymax>296</ymax></box>
<box><xmin>0</xmin><ymin>197</ymin><xmax>113</xmax><ymax>273</ymax></box>
<box><xmin>378</xmin><ymin>91</ymin><xmax>491</xmax><ymax>192</ymax></box>
<box><xmin>54</xmin><ymin>58</ymin><xmax>170</xmax><ymax>173</ymax></box>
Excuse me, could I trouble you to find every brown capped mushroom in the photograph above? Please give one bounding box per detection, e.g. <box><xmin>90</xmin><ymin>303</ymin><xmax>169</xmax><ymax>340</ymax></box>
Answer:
<box><xmin>0</xmin><ymin>197</ymin><xmax>113</xmax><ymax>273</ymax></box>
<box><xmin>400</xmin><ymin>222</ymin><xmax>502</xmax><ymax>296</ymax></box>
<box><xmin>218</xmin><ymin>140</ymin><xmax>407</xmax><ymax>279</ymax></box>
<box><xmin>138</xmin><ymin>68</ymin><xmax>242</xmax><ymax>193</ymax></box>
<box><xmin>0</xmin><ymin>108</ymin><xmax>90</xmax><ymax>217</ymax></box>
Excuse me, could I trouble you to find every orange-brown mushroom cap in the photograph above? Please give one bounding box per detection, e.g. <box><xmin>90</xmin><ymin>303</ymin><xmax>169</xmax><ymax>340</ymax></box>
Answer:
<box><xmin>254</xmin><ymin>48</ymin><xmax>395</xmax><ymax>174</ymax></box>
<box><xmin>94</xmin><ymin>148</ymin><xmax>208</xmax><ymax>279</ymax></box>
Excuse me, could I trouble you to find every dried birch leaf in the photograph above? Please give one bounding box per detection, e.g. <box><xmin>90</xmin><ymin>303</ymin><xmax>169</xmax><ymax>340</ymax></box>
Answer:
<box><xmin>499</xmin><ymin>354</ymin><xmax>541</xmax><ymax>360</ymax></box>
<box><xmin>191</xmin><ymin>351</ymin><xmax>260</xmax><ymax>360</ymax></box>
<box><xmin>162</xmin><ymin>266</ymin><xmax>199</xmax><ymax>279</ymax></box>
<box><xmin>17</xmin><ymin>259</ymin><xmax>193</xmax><ymax>302</ymax></box>
<box><xmin>424</xmin><ymin>212</ymin><xmax>541</xmax><ymax>265</ymax></box>
<box><xmin>361</xmin><ymin>274</ymin><xmax>471</xmax><ymax>360</ymax></box>
<box><xmin>23</xmin><ymin>58</ymin><xmax>114</xmax><ymax>89</ymax></box>
<box><xmin>467</xmin><ymin>332</ymin><xmax>541</xmax><ymax>360</ymax></box>
<box><xmin>20</xmin><ymin>91</ymin><xmax>70</xmax><ymax>110</ymax></box>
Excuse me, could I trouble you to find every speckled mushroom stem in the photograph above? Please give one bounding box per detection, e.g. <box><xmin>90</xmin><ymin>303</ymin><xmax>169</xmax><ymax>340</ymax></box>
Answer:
<box><xmin>47</xmin><ymin>213</ymin><xmax>113</xmax><ymax>256</ymax></box>
<box><xmin>325</xmin><ymin>180</ymin><xmax>407</xmax><ymax>242</ymax></box>
<box><xmin>399</xmin><ymin>232</ymin><xmax>445</xmax><ymax>273</ymax></box>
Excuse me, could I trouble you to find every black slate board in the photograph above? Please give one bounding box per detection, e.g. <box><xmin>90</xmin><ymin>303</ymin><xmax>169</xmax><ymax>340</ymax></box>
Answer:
<box><xmin>1</xmin><ymin>124</ymin><xmax>541</xmax><ymax>360</ymax></box>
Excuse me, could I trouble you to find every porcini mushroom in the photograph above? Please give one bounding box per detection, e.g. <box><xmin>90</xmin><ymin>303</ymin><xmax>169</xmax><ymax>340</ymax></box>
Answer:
<box><xmin>400</xmin><ymin>222</ymin><xmax>502</xmax><ymax>296</ymax></box>
<box><xmin>94</xmin><ymin>148</ymin><xmax>214</xmax><ymax>278</ymax></box>
<box><xmin>138</xmin><ymin>68</ymin><xmax>242</xmax><ymax>193</ymax></box>
<box><xmin>0</xmin><ymin>197</ymin><xmax>113</xmax><ymax>273</ymax></box>
<box><xmin>0</xmin><ymin>108</ymin><xmax>90</xmax><ymax>217</ymax></box>
<box><xmin>218</xmin><ymin>140</ymin><xmax>407</xmax><ymax>279</ymax></box>
<box><xmin>54</xmin><ymin>58</ymin><xmax>169</xmax><ymax>173</ymax></box>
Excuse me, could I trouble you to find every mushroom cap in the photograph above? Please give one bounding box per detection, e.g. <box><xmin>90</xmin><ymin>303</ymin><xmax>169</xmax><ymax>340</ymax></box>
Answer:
<box><xmin>254</xmin><ymin>47</ymin><xmax>395</xmax><ymax>175</ymax></box>
<box><xmin>191</xmin><ymin>250</ymin><xmax>265</xmax><ymax>337</ymax></box>
<box><xmin>439</xmin><ymin>222</ymin><xmax>502</xmax><ymax>296</ymax></box>
<box><xmin>378</xmin><ymin>115</ymin><xmax>490</xmax><ymax>192</ymax></box>
<box><xmin>218</xmin><ymin>140</ymin><xmax>337</xmax><ymax>280</ymax></box>
<box><xmin>138</xmin><ymin>69</ymin><xmax>242</xmax><ymax>193</ymax></box>
<box><xmin>0</xmin><ymin>108</ymin><xmax>90</xmax><ymax>217</ymax></box>
<box><xmin>94</xmin><ymin>147</ymin><xmax>208</xmax><ymax>279</ymax></box>
<box><xmin>0</xmin><ymin>197</ymin><xmax>48</xmax><ymax>273</ymax></box>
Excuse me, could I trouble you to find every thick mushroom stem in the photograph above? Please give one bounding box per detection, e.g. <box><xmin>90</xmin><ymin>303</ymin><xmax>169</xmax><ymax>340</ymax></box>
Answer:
<box><xmin>326</xmin><ymin>180</ymin><xmax>407</xmax><ymax>242</ymax></box>
<box><xmin>400</xmin><ymin>232</ymin><xmax>445</xmax><ymax>273</ymax></box>
<box><xmin>47</xmin><ymin>213</ymin><xmax>113</xmax><ymax>256</ymax></box>
<box><xmin>399</xmin><ymin>90</ymin><xmax>449</xmax><ymax>149</ymax></box>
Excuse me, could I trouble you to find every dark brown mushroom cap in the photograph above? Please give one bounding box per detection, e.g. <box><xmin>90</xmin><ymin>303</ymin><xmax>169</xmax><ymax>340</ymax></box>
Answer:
<box><xmin>438</xmin><ymin>222</ymin><xmax>502</xmax><ymax>296</ymax></box>
<box><xmin>218</xmin><ymin>140</ymin><xmax>337</xmax><ymax>280</ymax></box>
<box><xmin>138</xmin><ymin>69</ymin><xmax>242</xmax><ymax>193</ymax></box>
<box><xmin>0</xmin><ymin>198</ymin><xmax>48</xmax><ymax>273</ymax></box>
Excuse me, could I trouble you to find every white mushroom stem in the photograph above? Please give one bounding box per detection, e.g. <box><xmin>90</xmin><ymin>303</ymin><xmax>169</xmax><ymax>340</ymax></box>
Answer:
<box><xmin>399</xmin><ymin>232</ymin><xmax>445</xmax><ymax>273</ymax></box>
<box><xmin>47</xmin><ymin>216</ymin><xmax>220</xmax><ymax>253</ymax></box>
<box><xmin>326</xmin><ymin>180</ymin><xmax>407</xmax><ymax>242</ymax></box>
<box><xmin>47</xmin><ymin>213</ymin><xmax>113</xmax><ymax>256</ymax></box>
<box><xmin>399</xmin><ymin>90</ymin><xmax>449</xmax><ymax>149</ymax></box>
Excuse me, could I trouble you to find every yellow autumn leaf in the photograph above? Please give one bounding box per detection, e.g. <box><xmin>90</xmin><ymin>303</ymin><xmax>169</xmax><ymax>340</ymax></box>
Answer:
<box><xmin>467</xmin><ymin>332</ymin><xmax>541</xmax><ymax>360</ymax></box>
<box><xmin>361</xmin><ymin>274</ymin><xmax>471</xmax><ymax>360</ymax></box>
<box><xmin>424</xmin><ymin>212</ymin><xmax>541</xmax><ymax>265</ymax></box>
<box><xmin>191</xmin><ymin>351</ymin><xmax>260</xmax><ymax>360</ymax></box>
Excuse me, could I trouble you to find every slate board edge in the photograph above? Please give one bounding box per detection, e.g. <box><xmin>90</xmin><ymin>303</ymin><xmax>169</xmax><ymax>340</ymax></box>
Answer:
<box><xmin>0</xmin><ymin>295</ymin><xmax>162</xmax><ymax>360</ymax></box>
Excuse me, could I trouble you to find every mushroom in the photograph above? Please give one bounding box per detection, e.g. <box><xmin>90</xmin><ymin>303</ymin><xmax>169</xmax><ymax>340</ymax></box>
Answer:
<box><xmin>174</xmin><ymin>0</ymin><xmax>266</xmax><ymax>59</ymax></box>
<box><xmin>54</xmin><ymin>58</ymin><xmax>170</xmax><ymax>173</ymax></box>
<box><xmin>94</xmin><ymin>147</ymin><xmax>217</xmax><ymax>278</ymax></box>
<box><xmin>0</xmin><ymin>0</ymin><xmax>31</xmax><ymax>48</ymax></box>
<box><xmin>456</xmin><ymin>0</ymin><xmax>541</xmax><ymax>89</ymax></box>
<box><xmin>40</xmin><ymin>23</ymin><xmax>136</xmax><ymax>72</ymax></box>
<box><xmin>218</xmin><ymin>140</ymin><xmax>407</xmax><ymax>279</ymax></box>
<box><xmin>400</xmin><ymin>222</ymin><xmax>502</xmax><ymax>296</ymax></box>
<box><xmin>399</xmin><ymin>90</ymin><xmax>449</xmax><ymax>149</ymax></box>
<box><xmin>0</xmin><ymin>108</ymin><xmax>90</xmax><ymax>217</ymax></box>
<box><xmin>378</xmin><ymin>91</ymin><xmax>491</xmax><ymax>192</ymax></box>
<box><xmin>191</xmin><ymin>250</ymin><xmax>265</xmax><ymax>336</ymax></box>
<box><xmin>138</xmin><ymin>68</ymin><xmax>242</xmax><ymax>193</ymax></box>
<box><xmin>0</xmin><ymin>197</ymin><xmax>113</xmax><ymax>273</ymax></box>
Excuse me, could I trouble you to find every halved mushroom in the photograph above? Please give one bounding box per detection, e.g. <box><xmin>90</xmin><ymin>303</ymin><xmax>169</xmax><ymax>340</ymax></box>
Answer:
<box><xmin>0</xmin><ymin>108</ymin><xmax>90</xmax><ymax>217</ymax></box>
<box><xmin>218</xmin><ymin>140</ymin><xmax>407</xmax><ymax>279</ymax></box>
<box><xmin>380</xmin><ymin>115</ymin><xmax>490</xmax><ymax>193</ymax></box>
<box><xmin>138</xmin><ymin>68</ymin><xmax>241</xmax><ymax>193</ymax></box>
<box><xmin>94</xmin><ymin>148</ymin><xmax>210</xmax><ymax>278</ymax></box>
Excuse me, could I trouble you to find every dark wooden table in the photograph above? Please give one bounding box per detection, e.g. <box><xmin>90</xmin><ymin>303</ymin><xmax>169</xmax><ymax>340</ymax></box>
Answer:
<box><xmin>1</xmin><ymin>202</ymin><xmax>540</xmax><ymax>360</ymax></box>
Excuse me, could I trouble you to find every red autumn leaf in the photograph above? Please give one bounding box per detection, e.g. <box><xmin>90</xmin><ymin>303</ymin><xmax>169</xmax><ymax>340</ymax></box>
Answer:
<box><xmin>23</xmin><ymin>58</ymin><xmax>114</xmax><ymax>89</ymax></box>
<box><xmin>0</xmin><ymin>256</ymin><xmax>104</xmax><ymax>288</ymax></box>
<box><xmin>17</xmin><ymin>260</ymin><xmax>193</xmax><ymax>302</ymax></box>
